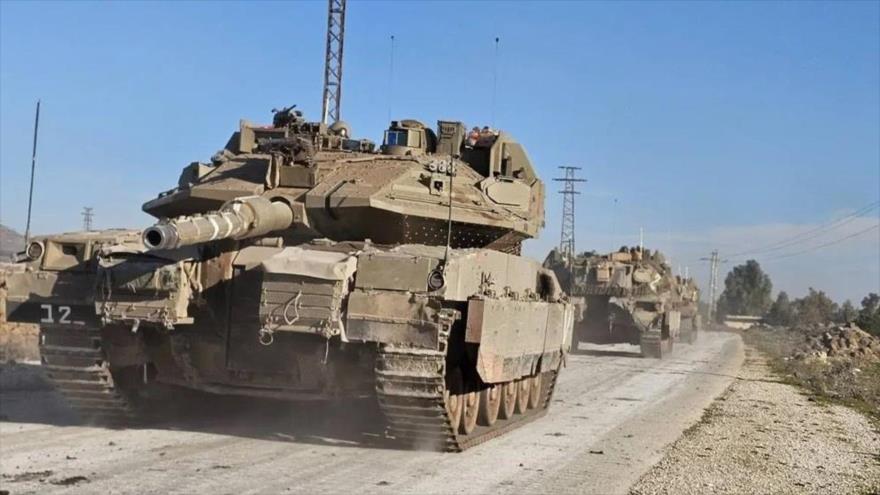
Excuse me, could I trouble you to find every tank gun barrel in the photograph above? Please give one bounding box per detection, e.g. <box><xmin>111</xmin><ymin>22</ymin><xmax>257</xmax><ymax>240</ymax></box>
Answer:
<box><xmin>143</xmin><ymin>196</ymin><xmax>295</xmax><ymax>250</ymax></box>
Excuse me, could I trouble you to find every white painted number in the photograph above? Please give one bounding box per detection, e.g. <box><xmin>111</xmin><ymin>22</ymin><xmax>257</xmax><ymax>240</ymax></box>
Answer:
<box><xmin>40</xmin><ymin>304</ymin><xmax>72</xmax><ymax>324</ymax></box>
<box><xmin>40</xmin><ymin>304</ymin><xmax>52</xmax><ymax>323</ymax></box>
<box><xmin>58</xmin><ymin>305</ymin><xmax>72</xmax><ymax>324</ymax></box>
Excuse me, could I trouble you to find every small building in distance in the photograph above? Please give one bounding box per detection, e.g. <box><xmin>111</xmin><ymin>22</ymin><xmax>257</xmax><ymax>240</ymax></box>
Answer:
<box><xmin>723</xmin><ymin>315</ymin><xmax>764</xmax><ymax>329</ymax></box>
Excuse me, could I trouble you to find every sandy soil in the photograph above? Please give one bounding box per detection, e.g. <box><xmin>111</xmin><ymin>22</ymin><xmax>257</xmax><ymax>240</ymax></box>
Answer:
<box><xmin>0</xmin><ymin>332</ymin><xmax>743</xmax><ymax>495</ymax></box>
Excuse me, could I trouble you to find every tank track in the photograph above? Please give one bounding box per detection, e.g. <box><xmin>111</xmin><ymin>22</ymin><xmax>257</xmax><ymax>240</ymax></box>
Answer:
<box><xmin>375</xmin><ymin>346</ymin><xmax>558</xmax><ymax>452</ymax></box>
<box><xmin>677</xmin><ymin>319</ymin><xmax>699</xmax><ymax>344</ymax></box>
<box><xmin>39</xmin><ymin>325</ymin><xmax>139</xmax><ymax>423</ymax></box>
<box><xmin>639</xmin><ymin>330</ymin><xmax>673</xmax><ymax>358</ymax></box>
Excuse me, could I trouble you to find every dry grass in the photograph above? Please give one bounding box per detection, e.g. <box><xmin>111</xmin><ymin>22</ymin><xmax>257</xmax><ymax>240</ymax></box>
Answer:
<box><xmin>740</xmin><ymin>326</ymin><xmax>880</xmax><ymax>423</ymax></box>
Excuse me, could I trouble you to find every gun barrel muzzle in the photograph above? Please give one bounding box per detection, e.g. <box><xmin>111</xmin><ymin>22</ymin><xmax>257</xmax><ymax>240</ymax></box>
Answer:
<box><xmin>142</xmin><ymin>196</ymin><xmax>295</xmax><ymax>250</ymax></box>
<box><xmin>142</xmin><ymin>224</ymin><xmax>180</xmax><ymax>250</ymax></box>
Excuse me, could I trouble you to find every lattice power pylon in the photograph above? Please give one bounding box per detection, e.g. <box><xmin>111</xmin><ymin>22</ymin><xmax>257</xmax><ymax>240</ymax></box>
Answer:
<box><xmin>81</xmin><ymin>207</ymin><xmax>94</xmax><ymax>232</ymax></box>
<box><xmin>700</xmin><ymin>249</ymin><xmax>728</xmax><ymax>323</ymax></box>
<box><xmin>553</xmin><ymin>166</ymin><xmax>586</xmax><ymax>259</ymax></box>
<box><xmin>321</xmin><ymin>0</ymin><xmax>346</xmax><ymax>125</ymax></box>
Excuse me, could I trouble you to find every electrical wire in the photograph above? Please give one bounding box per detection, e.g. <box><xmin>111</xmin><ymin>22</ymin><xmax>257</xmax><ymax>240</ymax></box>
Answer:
<box><xmin>726</xmin><ymin>200</ymin><xmax>879</xmax><ymax>258</ymax></box>
<box><xmin>763</xmin><ymin>223</ymin><xmax>879</xmax><ymax>261</ymax></box>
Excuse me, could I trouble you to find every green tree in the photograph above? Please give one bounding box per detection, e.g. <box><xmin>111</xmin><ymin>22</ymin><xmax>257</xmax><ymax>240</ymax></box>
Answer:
<box><xmin>716</xmin><ymin>260</ymin><xmax>773</xmax><ymax>319</ymax></box>
<box><xmin>856</xmin><ymin>293</ymin><xmax>880</xmax><ymax>336</ymax></box>
<box><xmin>793</xmin><ymin>288</ymin><xmax>838</xmax><ymax>326</ymax></box>
<box><xmin>765</xmin><ymin>291</ymin><xmax>795</xmax><ymax>326</ymax></box>
<box><xmin>836</xmin><ymin>299</ymin><xmax>858</xmax><ymax>323</ymax></box>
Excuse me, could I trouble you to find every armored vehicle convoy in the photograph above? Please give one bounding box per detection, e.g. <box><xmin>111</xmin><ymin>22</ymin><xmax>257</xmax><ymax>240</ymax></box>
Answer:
<box><xmin>4</xmin><ymin>107</ymin><xmax>573</xmax><ymax>451</ymax></box>
<box><xmin>544</xmin><ymin>246</ymin><xmax>698</xmax><ymax>358</ymax></box>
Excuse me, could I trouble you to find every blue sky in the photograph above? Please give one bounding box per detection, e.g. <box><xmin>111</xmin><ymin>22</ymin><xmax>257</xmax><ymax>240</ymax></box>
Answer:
<box><xmin>1</xmin><ymin>1</ymin><xmax>878</xmax><ymax>303</ymax></box>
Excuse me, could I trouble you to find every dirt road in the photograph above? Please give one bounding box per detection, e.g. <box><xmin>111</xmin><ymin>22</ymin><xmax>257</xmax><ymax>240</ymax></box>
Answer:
<box><xmin>0</xmin><ymin>332</ymin><xmax>743</xmax><ymax>495</ymax></box>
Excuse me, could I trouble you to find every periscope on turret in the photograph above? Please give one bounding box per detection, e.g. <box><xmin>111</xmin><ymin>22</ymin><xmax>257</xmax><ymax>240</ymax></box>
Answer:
<box><xmin>3</xmin><ymin>106</ymin><xmax>573</xmax><ymax>452</ymax></box>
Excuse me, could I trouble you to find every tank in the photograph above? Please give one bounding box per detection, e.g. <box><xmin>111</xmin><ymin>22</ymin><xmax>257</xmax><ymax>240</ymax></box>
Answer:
<box><xmin>4</xmin><ymin>107</ymin><xmax>574</xmax><ymax>451</ymax></box>
<box><xmin>674</xmin><ymin>276</ymin><xmax>702</xmax><ymax>344</ymax></box>
<box><xmin>544</xmin><ymin>246</ymin><xmax>699</xmax><ymax>358</ymax></box>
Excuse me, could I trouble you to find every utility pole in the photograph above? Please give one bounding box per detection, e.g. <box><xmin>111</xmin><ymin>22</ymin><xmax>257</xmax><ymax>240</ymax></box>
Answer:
<box><xmin>24</xmin><ymin>100</ymin><xmax>41</xmax><ymax>245</ymax></box>
<box><xmin>553</xmin><ymin>166</ymin><xmax>586</xmax><ymax>260</ymax></box>
<box><xmin>321</xmin><ymin>0</ymin><xmax>346</xmax><ymax>125</ymax></box>
<box><xmin>81</xmin><ymin>207</ymin><xmax>94</xmax><ymax>231</ymax></box>
<box><xmin>700</xmin><ymin>250</ymin><xmax>727</xmax><ymax>323</ymax></box>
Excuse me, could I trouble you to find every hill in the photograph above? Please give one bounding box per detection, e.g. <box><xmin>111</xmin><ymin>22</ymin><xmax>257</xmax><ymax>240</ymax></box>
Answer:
<box><xmin>0</xmin><ymin>225</ymin><xmax>25</xmax><ymax>261</ymax></box>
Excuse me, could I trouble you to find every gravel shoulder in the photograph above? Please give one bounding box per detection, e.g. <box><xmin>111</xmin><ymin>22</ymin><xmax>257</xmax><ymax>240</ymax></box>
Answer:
<box><xmin>631</xmin><ymin>345</ymin><xmax>880</xmax><ymax>495</ymax></box>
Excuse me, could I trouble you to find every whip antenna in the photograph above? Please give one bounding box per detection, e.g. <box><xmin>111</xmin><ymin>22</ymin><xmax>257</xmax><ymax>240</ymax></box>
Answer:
<box><xmin>24</xmin><ymin>100</ymin><xmax>40</xmax><ymax>245</ymax></box>
<box><xmin>491</xmin><ymin>36</ymin><xmax>500</xmax><ymax>127</ymax></box>
<box><xmin>387</xmin><ymin>34</ymin><xmax>395</xmax><ymax>122</ymax></box>
<box><xmin>610</xmin><ymin>197</ymin><xmax>618</xmax><ymax>248</ymax></box>
<box><xmin>443</xmin><ymin>159</ymin><xmax>456</xmax><ymax>269</ymax></box>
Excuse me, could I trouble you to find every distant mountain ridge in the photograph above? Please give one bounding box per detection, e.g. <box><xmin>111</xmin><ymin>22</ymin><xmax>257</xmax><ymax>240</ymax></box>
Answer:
<box><xmin>0</xmin><ymin>224</ymin><xmax>25</xmax><ymax>261</ymax></box>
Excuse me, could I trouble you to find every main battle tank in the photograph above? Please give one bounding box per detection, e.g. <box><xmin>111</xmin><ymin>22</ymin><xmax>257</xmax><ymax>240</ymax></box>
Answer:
<box><xmin>674</xmin><ymin>275</ymin><xmax>702</xmax><ymax>344</ymax></box>
<box><xmin>4</xmin><ymin>107</ymin><xmax>573</xmax><ymax>451</ymax></box>
<box><xmin>544</xmin><ymin>246</ymin><xmax>698</xmax><ymax>358</ymax></box>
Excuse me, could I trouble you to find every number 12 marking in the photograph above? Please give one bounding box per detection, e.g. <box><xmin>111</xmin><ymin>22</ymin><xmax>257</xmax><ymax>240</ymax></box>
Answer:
<box><xmin>40</xmin><ymin>304</ymin><xmax>72</xmax><ymax>324</ymax></box>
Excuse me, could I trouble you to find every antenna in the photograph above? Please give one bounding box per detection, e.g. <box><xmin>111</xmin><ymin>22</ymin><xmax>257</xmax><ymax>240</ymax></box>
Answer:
<box><xmin>610</xmin><ymin>197</ymin><xmax>618</xmax><ymax>248</ymax></box>
<box><xmin>321</xmin><ymin>0</ymin><xmax>346</xmax><ymax>125</ymax></box>
<box><xmin>387</xmin><ymin>34</ymin><xmax>395</xmax><ymax>123</ymax></box>
<box><xmin>81</xmin><ymin>207</ymin><xmax>94</xmax><ymax>231</ymax></box>
<box><xmin>443</xmin><ymin>158</ymin><xmax>457</xmax><ymax>269</ymax></box>
<box><xmin>24</xmin><ymin>100</ymin><xmax>41</xmax><ymax>246</ymax></box>
<box><xmin>491</xmin><ymin>36</ymin><xmax>500</xmax><ymax>127</ymax></box>
<box><xmin>553</xmin><ymin>166</ymin><xmax>586</xmax><ymax>260</ymax></box>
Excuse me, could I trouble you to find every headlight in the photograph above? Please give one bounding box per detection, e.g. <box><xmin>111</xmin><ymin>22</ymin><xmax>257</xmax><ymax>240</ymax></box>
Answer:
<box><xmin>25</xmin><ymin>241</ymin><xmax>45</xmax><ymax>261</ymax></box>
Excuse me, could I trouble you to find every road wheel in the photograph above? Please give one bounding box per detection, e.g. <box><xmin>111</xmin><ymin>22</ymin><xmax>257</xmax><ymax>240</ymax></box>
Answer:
<box><xmin>460</xmin><ymin>390</ymin><xmax>480</xmax><ymax>435</ymax></box>
<box><xmin>527</xmin><ymin>374</ymin><xmax>542</xmax><ymax>409</ymax></box>
<box><xmin>478</xmin><ymin>385</ymin><xmax>501</xmax><ymax>426</ymax></box>
<box><xmin>515</xmin><ymin>378</ymin><xmax>530</xmax><ymax>414</ymax></box>
<box><xmin>444</xmin><ymin>369</ymin><xmax>463</xmax><ymax>432</ymax></box>
<box><xmin>499</xmin><ymin>381</ymin><xmax>517</xmax><ymax>420</ymax></box>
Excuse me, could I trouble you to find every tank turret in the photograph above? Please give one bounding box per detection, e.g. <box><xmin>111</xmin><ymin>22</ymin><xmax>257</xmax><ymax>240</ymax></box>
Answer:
<box><xmin>140</xmin><ymin>108</ymin><xmax>544</xmax><ymax>253</ymax></box>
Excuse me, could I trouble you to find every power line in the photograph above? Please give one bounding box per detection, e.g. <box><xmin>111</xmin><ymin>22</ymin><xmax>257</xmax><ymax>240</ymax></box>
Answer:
<box><xmin>732</xmin><ymin>209</ymin><xmax>875</xmax><ymax>259</ymax></box>
<box><xmin>727</xmin><ymin>200</ymin><xmax>878</xmax><ymax>258</ymax></box>
<box><xmin>726</xmin><ymin>200</ymin><xmax>879</xmax><ymax>258</ymax></box>
<box><xmin>763</xmin><ymin>223</ymin><xmax>879</xmax><ymax>261</ymax></box>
